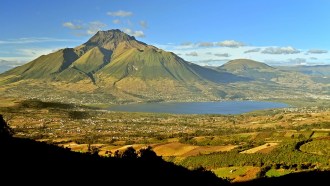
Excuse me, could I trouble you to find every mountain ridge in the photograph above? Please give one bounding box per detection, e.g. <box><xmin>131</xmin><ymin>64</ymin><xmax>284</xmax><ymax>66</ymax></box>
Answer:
<box><xmin>0</xmin><ymin>29</ymin><xmax>250</xmax><ymax>103</ymax></box>
<box><xmin>0</xmin><ymin>30</ymin><xmax>328</xmax><ymax>104</ymax></box>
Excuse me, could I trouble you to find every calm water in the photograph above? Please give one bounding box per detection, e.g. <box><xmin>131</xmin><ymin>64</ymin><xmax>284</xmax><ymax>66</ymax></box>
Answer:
<box><xmin>108</xmin><ymin>101</ymin><xmax>289</xmax><ymax>114</ymax></box>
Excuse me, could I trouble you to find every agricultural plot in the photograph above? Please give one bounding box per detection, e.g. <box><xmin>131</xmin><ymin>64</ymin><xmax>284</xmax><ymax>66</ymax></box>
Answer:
<box><xmin>0</xmin><ymin>98</ymin><xmax>329</xmax><ymax>183</ymax></box>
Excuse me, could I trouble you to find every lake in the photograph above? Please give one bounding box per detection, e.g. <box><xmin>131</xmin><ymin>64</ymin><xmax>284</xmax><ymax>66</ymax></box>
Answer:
<box><xmin>108</xmin><ymin>101</ymin><xmax>289</xmax><ymax>114</ymax></box>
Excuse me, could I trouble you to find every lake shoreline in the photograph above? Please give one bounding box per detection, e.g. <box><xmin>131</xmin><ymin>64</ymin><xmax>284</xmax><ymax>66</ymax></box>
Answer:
<box><xmin>107</xmin><ymin>101</ymin><xmax>289</xmax><ymax>115</ymax></box>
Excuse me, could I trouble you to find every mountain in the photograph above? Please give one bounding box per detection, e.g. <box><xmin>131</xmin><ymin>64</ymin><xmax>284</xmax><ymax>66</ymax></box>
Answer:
<box><xmin>220</xmin><ymin>59</ymin><xmax>274</xmax><ymax>71</ymax></box>
<box><xmin>1</xmin><ymin>48</ymin><xmax>79</xmax><ymax>81</ymax></box>
<box><xmin>0</xmin><ymin>60</ymin><xmax>24</xmax><ymax>73</ymax></box>
<box><xmin>277</xmin><ymin>65</ymin><xmax>330</xmax><ymax>77</ymax></box>
<box><xmin>218</xmin><ymin>59</ymin><xmax>280</xmax><ymax>81</ymax></box>
<box><xmin>218</xmin><ymin>59</ymin><xmax>317</xmax><ymax>84</ymax></box>
<box><xmin>277</xmin><ymin>65</ymin><xmax>330</xmax><ymax>84</ymax></box>
<box><xmin>0</xmin><ymin>29</ymin><xmax>248</xmax><ymax>103</ymax></box>
<box><xmin>0</xmin><ymin>30</ymin><xmax>329</xmax><ymax>103</ymax></box>
<box><xmin>215</xmin><ymin>59</ymin><xmax>330</xmax><ymax>99</ymax></box>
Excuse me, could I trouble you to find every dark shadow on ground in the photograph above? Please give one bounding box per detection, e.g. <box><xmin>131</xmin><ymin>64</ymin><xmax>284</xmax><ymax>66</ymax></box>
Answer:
<box><xmin>1</xmin><ymin>114</ymin><xmax>328</xmax><ymax>185</ymax></box>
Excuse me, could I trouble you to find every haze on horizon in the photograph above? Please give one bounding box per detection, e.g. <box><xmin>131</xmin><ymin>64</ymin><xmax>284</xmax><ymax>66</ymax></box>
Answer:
<box><xmin>1</xmin><ymin>0</ymin><xmax>330</xmax><ymax>73</ymax></box>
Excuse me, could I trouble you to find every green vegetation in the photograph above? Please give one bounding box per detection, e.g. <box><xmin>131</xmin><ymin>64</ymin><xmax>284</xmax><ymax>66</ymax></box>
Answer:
<box><xmin>0</xmin><ymin>98</ymin><xmax>329</xmax><ymax>183</ymax></box>
<box><xmin>176</xmin><ymin>140</ymin><xmax>329</xmax><ymax>170</ymax></box>
<box><xmin>0</xmin><ymin>29</ymin><xmax>329</xmax><ymax>184</ymax></box>
<box><xmin>212</xmin><ymin>166</ymin><xmax>254</xmax><ymax>180</ymax></box>
<box><xmin>300</xmin><ymin>140</ymin><xmax>330</xmax><ymax>155</ymax></box>
<box><xmin>265</xmin><ymin>168</ymin><xmax>293</xmax><ymax>177</ymax></box>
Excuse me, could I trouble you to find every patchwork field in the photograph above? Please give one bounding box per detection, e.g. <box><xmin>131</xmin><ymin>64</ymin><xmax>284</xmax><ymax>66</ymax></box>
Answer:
<box><xmin>212</xmin><ymin>166</ymin><xmax>261</xmax><ymax>182</ymax></box>
<box><xmin>240</xmin><ymin>143</ymin><xmax>278</xmax><ymax>154</ymax></box>
<box><xmin>0</xmin><ymin>98</ymin><xmax>329</xmax><ymax>182</ymax></box>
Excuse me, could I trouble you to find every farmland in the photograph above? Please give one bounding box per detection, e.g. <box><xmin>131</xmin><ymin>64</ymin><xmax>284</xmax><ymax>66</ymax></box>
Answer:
<box><xmin>0</xmin><ymin>97</ymin><xmax>329</xmax><ymax>182</ymax></box>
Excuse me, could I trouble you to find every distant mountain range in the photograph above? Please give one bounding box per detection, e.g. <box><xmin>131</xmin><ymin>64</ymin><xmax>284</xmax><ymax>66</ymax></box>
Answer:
<box><xmin>277</xmin><ymin>65</ymin><xmax>330</xmax><ymax>77</ymax></box>
<box><xmin>0</xmin><ymin>30</ymin><xmax>329</xmax><ymax>104</ymax></box>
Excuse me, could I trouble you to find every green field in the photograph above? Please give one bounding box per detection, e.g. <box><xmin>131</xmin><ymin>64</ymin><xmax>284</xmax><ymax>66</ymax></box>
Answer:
<box><xmin>265</xmin><ymin>168</ymin><xmax>293</xmax><ymax>177</ymax></box>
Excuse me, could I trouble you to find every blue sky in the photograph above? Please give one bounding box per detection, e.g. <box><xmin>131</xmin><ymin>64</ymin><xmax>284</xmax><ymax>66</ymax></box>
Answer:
<box><xmin>1</xmin><ymin>0</ymin><xmax>330</xmax><ymax>71</ymax></box>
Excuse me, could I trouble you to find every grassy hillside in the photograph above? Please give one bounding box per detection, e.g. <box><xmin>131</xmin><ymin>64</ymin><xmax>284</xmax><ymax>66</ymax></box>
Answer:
<box><xmin>0</xmin><ymin>48</ymin><xmax>79</xmax><ymax>82</ymax></box>
<box><xmin>218</xmin><ymin>59</ymin><xmax>298</xmax><ymax>82</ymax></box>
<box><xmin>277</xmin><ymin>65</ymin><xmax>330</xmax><ymax>84</ymax></box>
<box><xmin>278</xmin><ymin>65</ymin><xmax>330</xmax><ymax>77</ymax></box>
<box><xmin>0</xmin><ymin>29</ymin><xmax>253</xmax><ymax>103</ymax></box>
<box><xmin>0</xmin><ymin>31</ymin><xmax>329</xmax><ymax>103</ymax></box>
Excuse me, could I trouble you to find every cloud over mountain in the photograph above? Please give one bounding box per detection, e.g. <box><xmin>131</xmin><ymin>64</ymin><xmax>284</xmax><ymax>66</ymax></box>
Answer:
<box><xmin>123</xmin><ymin>28</ymin><xmax>145</xmax><ymax>38</ymax></box>
<box><xmin>87</xmin><ymin>21</ymin><xmax>107</xmax><ymax>35</ymax></box>
<box><xmin>63</xmin><ymin>21</ymin><xmax>107</xmax><ymax>36</ymax></box>
<box><xmin>288</xmin><ymin>58</ymin><xmax>306</xmax><ymax>64</ymax></box>
<box><xmin>63</xmin><ymin>22</ymin><xmax>83</xmax><ymax>30</ymax></box>
<box><xmin>186</xmin><ymin>52</ymin><xmax>198</xmax><ymax>56</ymax></box>
<box><xmin>198</xmin><ymin>42</ymin><xmax>214</xmax><ymax>47</ymax></box>
<box><xmin>217</xmin><ymin>40</ymin><xmax>245</xmax><ymax>48</ymax></box>
<box><xmin>307</xmin><ymin>49</ymin><xmax>328</xmax><ymax>54</ymax></box>
<box><xmin>214</xmin><ymin>53</ymin><xmax>230</xmax><ymax>57</ymax></box>
<box><xmin>244</xmin><ymin>48</ymin><xmax>261</xmax><ymax>53</ymax></box>
<box><xmin>261</xmin><ymin>46</ymin><xmax>300</xmax><ymax>54</ymax></box>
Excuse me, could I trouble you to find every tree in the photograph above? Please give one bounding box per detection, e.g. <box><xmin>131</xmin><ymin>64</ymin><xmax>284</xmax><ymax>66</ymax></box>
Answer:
<box><xmin>0</xmin><ymin>115</ymin><xmax>13</xmax><ymax>139</ymax></box>
<box><xmin>121</xmin><ymin>146</ymin><xmax>137</xmax><ymax>159</ymax></box>
<box><xmin>139</xmin><ymin>146</ymin><xmax>159</xmax><ymax>161</ymax></box>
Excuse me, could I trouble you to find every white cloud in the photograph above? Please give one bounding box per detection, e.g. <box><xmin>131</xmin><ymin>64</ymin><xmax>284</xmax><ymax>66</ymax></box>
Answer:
<box><xmin>107</xmin><ymin>10</ymin><xmax>133</xmax><ymax>17</ymax></box>
<box><xmin>244</xmin><ymin>48</ymin><xmax>261</xmax><ymax>53</ymax></box>
<box><xmin>112</xmin><ymin>19</ymin><xmax>121</xmax><ymax>24</ymax></box>
<box><xmin>198</xmin><ymin>42</ymin><xmax>214</xmax><ymax>47</ymax></box>
<box><xmin>63</xmin><ymin>21</ymin><xmax>107</xmax><ymax>36</ymax></box>
<box><xmin>214</xmin><ymin>53</ymin><xmax>230</xmax><ymax>57</ymax></box>
<box><xmin>186</xmin><ymin>52</ymin><xmax>198</xmax><ymax>56</ymax></box>
<box><xmin>17</xmin><ymin>48</ymin><xmax>59</xmax><ymax>58</ymax></box>
<box><xmin>0</xmin><ymin>59</ymin><xmax>26</xmax><ymax>73</ymax></box>
<box><xmin>0</xmin><ymin>37</ymin><xmax>78</xmax><ymax>44</ymax></box>
<box><xmin>288</xmin><ymin>58</ymin><xmax>307</xmax><ymax>65</ymax></box>
<box><xmin>217</xmin><ymin>40</ymin><xmax>245</xmax><ymax>48</ymax></box>
<box><xmin>87</xmin><ymin>21</ymin><xmax>107</xmax><ymax>35</ymax></box>
<box><xmin>62</xmin><ymin>22</ymin><xmax>83</xmax><ymax>30</ymax></box>
<box><xmin>0</xmin><ymin>47</ymin><xmax>62</xmax><ymax>64</ymax></box>
<box><xmin>122</xmin><ymin>28</ymin><xmax>145</xmax><ymax>38</ymax></box>
<box><xmin>156</xmin><ymin>43</ymin><xmax>330</xmax><ymax>66</ymax></box>
<box><xmin>0</xmin><ymin>59</ymin><xmax>25</xmax><ymax>67</ymax></box>
<box><xmin>139</xmin><ymin>21</ymin><xmax>148</xmax><ymax>28</ymax></box>
<box><xmin>181</xmin><ymin>42</ymin><xmax>193</xmax><ymax>46</ymax></box>
<box><xmin>307</xmin><ymin>49</ymin><xmax>328</xmax><ymax>54</ymax></box>
<box><xmin>261</xmin><ymin>46</ymin><xmax>300</xmax><ymax>54</ymax></box>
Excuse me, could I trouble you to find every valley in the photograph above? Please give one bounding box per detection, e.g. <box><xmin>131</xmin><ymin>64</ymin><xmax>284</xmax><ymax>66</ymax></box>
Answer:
<box><xmin>0</xmin><ymin>29</ymin><xmax>329</xmax><ymax>183</ymax></box>
<box><xmin>1</xmin><ymin>98</ymin><xmax>329</xmax><ymax>182</ymax></box>
<box><xmin>2</xmin><ymin>1</ymin><xmax>330</xmax><ymax>185</ymax></box>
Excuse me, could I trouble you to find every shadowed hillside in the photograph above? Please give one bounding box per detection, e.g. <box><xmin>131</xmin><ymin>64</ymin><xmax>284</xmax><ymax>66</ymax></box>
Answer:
<box><xmin>0</xmin><ymin>114</ymin><xmax>227</xmax><ymax>185</ymax></box>
<box><xmin>1</xmin><ymin>114</ymin><xmax>329</xmax><ymax>185</ymax></box>
<box><xmin>232</xmin><ymin>170</ymin><xmax>330</xmax><ymax>186</ymax></box>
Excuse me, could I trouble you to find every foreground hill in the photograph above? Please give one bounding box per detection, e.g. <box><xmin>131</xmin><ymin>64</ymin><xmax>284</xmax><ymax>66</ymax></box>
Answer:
<box><xmin>1</xmin><ymin>114</ymin><xmax>329</xmax><ymax>185</ymax></box>
<box><xmin>0</xmin><ymin>114</ymin><xmax>227</xmax><ymax>185</ymax></box>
